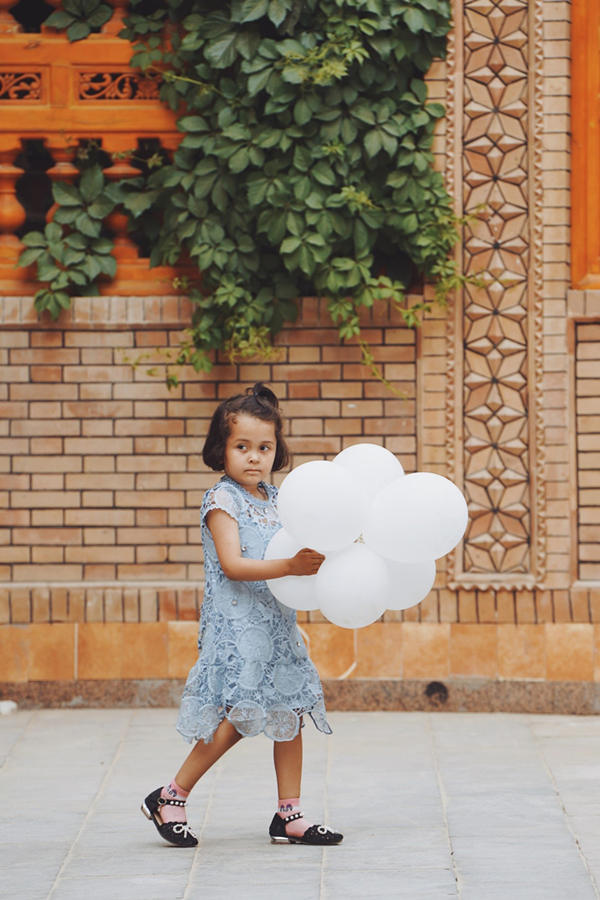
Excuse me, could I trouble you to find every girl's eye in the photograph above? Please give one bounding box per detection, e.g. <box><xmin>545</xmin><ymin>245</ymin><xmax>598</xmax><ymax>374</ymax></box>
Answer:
<box><xmin>260</xmin><ymin>445</ymin><xmax>270</xmax><ymax>451</ymax></box>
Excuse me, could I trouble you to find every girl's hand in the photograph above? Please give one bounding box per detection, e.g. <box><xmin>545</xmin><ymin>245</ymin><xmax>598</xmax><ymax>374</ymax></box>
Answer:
<box><xmin>288</xmin><ymin>548</ymin><xmax>325</xmax><ymax>576</ymax></box>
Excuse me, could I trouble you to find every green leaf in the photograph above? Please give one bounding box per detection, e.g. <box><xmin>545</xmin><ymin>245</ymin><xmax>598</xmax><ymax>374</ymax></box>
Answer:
<box><xmin>364</xmin><ymin>129</ymin><xmax>382</xmax><ymax>157</ymax></box>
<box><xmin>229</xmin><ymin>147</ymin><xmax>250</xmax><ymax>173</ymax></box>
<box><xmin>18</xmin><ymin>247</ymin><xmax>45</xmax><ymax>267</ymax></box>
<box><xmin>293</xmin><ymin>99</ymin><xmax>312</xmax><ymax>126</ymax></box>
<box><xmin>21</xmin><ymin>231</ymin><xmax>47</xmax><ymax>248</ymax></box>
<box><xmin>66</xmin><ymin>21</ymin><xmax>90</xmax><ymax>41</ymax></box>
<box><xmin>87</xmin><ymin>4</ymin><xmax>112</xmax><ymax>28</ymax></box>
<box><xmin>404</xmin><ymin>7</ymin><xmax>427</xmax><ymax>33</ymax></box>
<box><xmin>79</xmin><ymin>167</ymin><xmax>104</xmax><ymax>204</ymax></box>
<box><xmin>268</xmin><ymin>0</ymin><xmax>288</xmax><ymax>27</ymax></box>
<box><xmin>123</xmin><ymin>191</ymin><xmax>157</xmax><ymax>217</ymax></box>
<box><xmin>248</xmin><ymin>67</ymin><xmax>272</xmax><ymax>95</ymax></box>
<box><xmin>45</xmin><ymin>222</ymin><xmax>62</xmax><ymax>244</ymax></box>
<box><xmin>312</xmin><ymin>161</ymin><xmax>336</xmax><ymax>186</ymax></box>
<box><xmin>87</xmin><ymin>195</ymin><xmax>116</xmax><ymax>220</ymax></box>
<box><xmin>178</xmin><ymin>115</ymin><xmax>209</xmax><ymax>133</ymax></box>
<box><xmin>52</xmin><ymin>182</ymin><xmax>81</xmax><ymax>206</ymax></box>
<box><xmin>75</xmin><ymin>211</ymin><xmax>101</xmax><ymax>238</ymax></box>
<box><xmin>281</xmin><ymin>236</ymin><xmax>301</xmax><ymax>253</ymax></box>
<box><xmin>240</xmin><ymin>0</ymin><xmax>269</xmax><ymax>22</ymax></box>
<box><xmin>205</xmin><ymin>32</ymin><xmax>239</xmax><ymax>68</ymax></box>
<box><xmin>53</xmin><ymin>206</ymin><xmax>80</xmax><ymax>226</ymax></box>
<box><xmin>43</xmin><ymin>10</ymin><xmax>74</xmax><ymax>29</ymax></box>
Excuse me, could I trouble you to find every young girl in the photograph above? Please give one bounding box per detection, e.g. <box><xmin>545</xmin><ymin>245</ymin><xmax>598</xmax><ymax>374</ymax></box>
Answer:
<box><xmin>142</xmin><ymin>383</ymin><xmax>343</xmax><ymax>848</ymax></box>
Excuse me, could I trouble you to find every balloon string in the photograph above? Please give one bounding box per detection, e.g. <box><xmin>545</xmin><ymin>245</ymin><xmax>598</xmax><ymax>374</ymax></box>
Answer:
<box><xmin>339</xmin><ymin>659</ymin><xmax>357</xmax><ymax>680</ymax></box>
<box><xmin>298</xmin><ymin>623</ymin><xmax>358</xmax><ymax>680</ymax></box>
<box><xmin>297</xmin><ymin>623</ymin><xmax>310</xmax><ymax>652</ymax></box>
<box><xmin>339</xmin><ymin>629</ymin><xmax>358</xmax><ymax>680</ymax></box>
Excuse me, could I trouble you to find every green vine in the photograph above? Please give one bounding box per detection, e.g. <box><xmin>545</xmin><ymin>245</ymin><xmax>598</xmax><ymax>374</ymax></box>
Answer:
<box><xmin>21</xmin><ymin>0</ymin><xmax>467</xmax><ymax>388</ymax></box>
<box><xmin>44</xmin><ymin>0</ymin><xmax>113</xmax><ymax>41</ymax></box>
<box><xmin>18</xmin><ymin>156</ymin><xmax>119</xmax><ymax>319</ymax></box>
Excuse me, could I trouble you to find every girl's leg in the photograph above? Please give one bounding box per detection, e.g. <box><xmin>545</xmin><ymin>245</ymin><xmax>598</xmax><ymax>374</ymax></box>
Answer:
<box><xmin>176</xmin><ymin>717</ymin><xmax>243</xmax><ymax>791</ymax></box>
<box><xmin>273</xmin><ymin>729</ymin><xmax>302</xmax><ymax>799</ymax></box>
<box><xmin>272</xmin><ymin>728</ymin><xmax>312</xmax><ymax>838</ymax></box>
<box><xmin>154</xmin><ymin>718</ymin><xmax>243</xmax><ymax>827</ymax></box>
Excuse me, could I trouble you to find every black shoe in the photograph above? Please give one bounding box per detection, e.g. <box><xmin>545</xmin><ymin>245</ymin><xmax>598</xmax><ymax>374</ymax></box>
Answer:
<box><xmin>141</xmin><ymin>786</ymin><xmax>198</xmax><ymax>848</ymax></box>
<box><xmin>269</xmin><ymin>811</ymin><xmax>343</xmax><ymax>845</ymax></box>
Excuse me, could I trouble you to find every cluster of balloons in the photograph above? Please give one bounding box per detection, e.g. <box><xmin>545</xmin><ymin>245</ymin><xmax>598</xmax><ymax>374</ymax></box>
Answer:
<box><xmin>265</xmin><ymin>444</ymin><xmax>468</xmax><ymax>629</ymax></box>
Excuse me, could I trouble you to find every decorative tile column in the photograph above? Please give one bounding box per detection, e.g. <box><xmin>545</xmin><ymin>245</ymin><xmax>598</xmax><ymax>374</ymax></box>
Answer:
<box><xmin>446</xmin><ymin>0</ymin><xmax>546</xmax><ymax>590</ymax></box>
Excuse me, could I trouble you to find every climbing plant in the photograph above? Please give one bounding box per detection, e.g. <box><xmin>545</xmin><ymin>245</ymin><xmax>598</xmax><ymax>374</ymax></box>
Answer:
<box><xmin>18</xmin><ymin>158</ymin><xmax>119</xmax><ymax>319</ymax></box>
<box><xmin>22</xmin><ymin>0</ymin><xmax>463</xmax><ymax>379</ymax></box>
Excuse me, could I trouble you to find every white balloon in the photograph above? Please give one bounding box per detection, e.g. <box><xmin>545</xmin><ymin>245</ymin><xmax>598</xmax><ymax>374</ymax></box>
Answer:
<box><xmin>385</xmin><ymin>558</ymin><xmax>436</xmax><ymax>610</ymax></box>
<box><xmin>333</xmin><ymin>443</ymin><xmax>404</xmax><ymax>500</ymax></box>
<box><xmin>277</xmin><ymin>460</ymin><xmax>367</xmax><ymax>552</ymax></box>
<box><xmin>264</xmin><ymin>528</ymin><xmax>319</xmax><ymax>611</ymax></box>
<box><xmin>316</xmin><ymin>543</ymin><xmax>389</xmax><ymax>629</ymax></box>
<box><xmin>364</xmin><ymin>472</ymin><xmax>468</xmax><ymax>563</ymax></box>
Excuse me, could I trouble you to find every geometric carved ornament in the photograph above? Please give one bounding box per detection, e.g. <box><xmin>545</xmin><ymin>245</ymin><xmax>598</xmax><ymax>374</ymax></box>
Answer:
<box><xmin>447</xmin><ymin>0</ymin><xmax>546</xmax><ymax>588</ymax></box>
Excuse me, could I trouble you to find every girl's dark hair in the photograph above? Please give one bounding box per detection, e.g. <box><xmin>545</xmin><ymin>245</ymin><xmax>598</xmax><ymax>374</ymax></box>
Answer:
<box><xmin>202</xmin><ymin>382</ymin><xmax>290</xmax><ymax>472</ymax></box>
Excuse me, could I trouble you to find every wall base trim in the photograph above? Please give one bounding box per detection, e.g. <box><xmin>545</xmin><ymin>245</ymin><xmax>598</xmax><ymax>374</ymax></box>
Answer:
<box><xmin>2</xmin><ymin>678</ymin><xmax>600</xmax><ymax>715</ymax></box>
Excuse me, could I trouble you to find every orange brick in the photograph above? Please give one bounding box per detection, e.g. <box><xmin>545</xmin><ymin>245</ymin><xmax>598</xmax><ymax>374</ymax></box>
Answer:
<box><xmin>496</xmin><ymin>590</ymin><xmax>516</xmax><ymax>623</ymax></box>
<box><xmin>12</xmin><ymin>456</ymin><xmax>82</xmax><ymax>473</ymax></box>
<box><xmin>31</xmin><ymin>510</ymin><xmax>64</xmax><ymax>527</ymax></box>
<box><xmin>449</xmin><ymin>624</ymin><xmax>498</xmax><ymax>677</ymax></box>
<box><xmin>498</xmin><ymin>625</ymin><xmax>546</xmax><ymax>679</ymax></box>
<box><xmin>287</xmin><ymin>383</ymin><xmax>320</xmax><ymax>399</ymax></box>
<box><xmin>32</xmin><ymin>547</ymin><xmax>64</xmax><ymax>564</ymax></box>
<box><xmin>553</xmin><ymin>590</ymin><xmax>572</xmax><ymax>622</ymax></box>
<box><xmin>66</xmin><ymin>546</ymin><xmax>134</xmax><ymax>564</ymax></box>
<box><xmin>65</xmin><ymin>509</ymin><xmax>134</xmax><ymax>526</ymax></box>
<box><xmin>32</xmin><ymin>588</ymin><xmax>50</xmax><ymax>622</ymax></box>
<box><xmin>118</xmin><ymin>563</ymin><xmax>188</xmax><ymax>580</ymax></box>
<box><xmin>115</xmin><ymin>419</ymin><xmax>185</xmax><ymax>436</ymax></box>
<box><xmin>11</xmin><ymin>491</ymin><xmax>80</xmax><ymax>509</ymax></box>
<box><xmin>546</xmin><ymin>624</ymin><xmax>593</xmax><ymax>681</ymax></box>
<box><xmin>0</xmin><ymin>625</ymin><xmax>30</xmax><ymax>681</ymax></box>
<box><xmin>12</xmin><ymin>564</ymin><xmax>82</xmax><ymax>582</ymax></box>
<box><xmin>439</xmin><ymin>589</ymin><xmax>458</xmax><ymax>622</ymax></box>
<box><xmin>31</xmin><ymin>475</ymin><xmax>64</xmax><ymax>491</ymax></box>
<box><xmin>158</xmin><ymin>589</ymin><xmax>178</xmax><ymax>621</ymax></box>
<box><xmin>13</xmin><ymin>528</ymin><xmax>81</xmax><ymax>547</ymax></box>
<box><xmin>30</xmin><ymin>366</ymin><xmax>61</xmax><ymax>382</ymax></box>
<box><xmin>28</xmin><ymin>623</ymin><xmax>75</xmax><ymax>680</ymax></box>
<box><xmin>458</xmin><ymin>590</ymin><xmax>477</xmax><ymax>622</ymax></box>
<box><xmin>31</xmin><ymin>332</ymin><xmax>62</xmax><ymax>347</ymax></box>
<box><xmin>167</xmin><ymin>622</ymin><xmax>198</xmax><ymax>676</ymax></box>
<box><xmin>402</xmin><ymin>623</ymin><xmax>450</xmax><ymax>678</ymax></box>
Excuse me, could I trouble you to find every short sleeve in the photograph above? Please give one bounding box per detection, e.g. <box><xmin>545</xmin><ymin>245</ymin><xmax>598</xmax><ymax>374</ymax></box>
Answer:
<box><xmin>202</xmin><ymin>482</ymin><xmax>241</xmax><ymax>524</ymax></box>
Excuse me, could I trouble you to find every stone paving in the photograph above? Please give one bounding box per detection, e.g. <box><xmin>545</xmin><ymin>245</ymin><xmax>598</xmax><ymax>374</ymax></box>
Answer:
<box><xmin>2</xmin><ymin>708</ymin><xmax>600</xmax><ymax>899</ymax></box>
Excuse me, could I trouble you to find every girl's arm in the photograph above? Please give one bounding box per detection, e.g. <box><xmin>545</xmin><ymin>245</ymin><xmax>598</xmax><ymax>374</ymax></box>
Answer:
<box><xmin>206</xmin><ymin>509</ymin><xmax>324</xmax><ymax>582</ymax></box>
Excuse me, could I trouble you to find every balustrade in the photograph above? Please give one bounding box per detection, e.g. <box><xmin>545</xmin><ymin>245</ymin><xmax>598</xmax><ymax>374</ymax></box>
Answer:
<box><xmin>0</xmin><ymin>0</ymin><xmax>187</xmax><ymax>296</ymax></box>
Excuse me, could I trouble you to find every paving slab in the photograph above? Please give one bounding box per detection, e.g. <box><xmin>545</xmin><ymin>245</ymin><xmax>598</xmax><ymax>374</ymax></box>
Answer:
<box><xmin>2</xmin><ymin>709</ymin><xmax>600</xmax><ymax>899</ymax></box>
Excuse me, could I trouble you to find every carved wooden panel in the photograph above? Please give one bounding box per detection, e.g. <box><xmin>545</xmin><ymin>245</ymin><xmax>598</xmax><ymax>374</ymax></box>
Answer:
<box><xmin>78</xmin><ymin>72</ymin><xmax>161</xmax><ymax>101</ymax></box>
<box><xmin>446</xmin><ymin>0</ymin><xmax>546</xmax><ymax>588</ymax></box>
<box><xmin>0</xmin><ymin>72</ymin><xmax>42</xmax><ymax>100</ymax></box>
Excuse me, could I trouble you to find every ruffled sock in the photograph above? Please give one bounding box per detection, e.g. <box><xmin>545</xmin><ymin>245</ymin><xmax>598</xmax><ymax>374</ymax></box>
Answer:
<box><xmin>277</xmin><ymin>797</ymin><xmax>312</xmax><ymax>839</ymax></box>
<box><xmin>159</xmin><ymin>780</ymin><xmax>189</xmax><ymax>824</ymax></box>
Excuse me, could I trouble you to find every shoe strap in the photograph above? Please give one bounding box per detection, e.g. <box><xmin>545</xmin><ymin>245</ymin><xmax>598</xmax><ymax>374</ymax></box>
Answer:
<box><xmin>158</xmin><ymin>796</ymin><xmax>187</xmax><ymax>807</ymax></box>
<box><xmin>283</xmin><ymin>811</ymin><xmax>303</xmax><ymax>823</ymax></box>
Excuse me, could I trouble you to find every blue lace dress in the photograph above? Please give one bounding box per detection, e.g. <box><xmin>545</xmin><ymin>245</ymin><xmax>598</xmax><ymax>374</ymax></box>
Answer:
<box><xmin>176</xmin><ymin>475</ymin><xmax>332</xmax><ymax>743</ymax></box>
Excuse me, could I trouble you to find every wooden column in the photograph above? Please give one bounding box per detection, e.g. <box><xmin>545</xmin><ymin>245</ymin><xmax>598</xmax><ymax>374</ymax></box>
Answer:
<box><xmin>0</xmin><ymin>0</ymin><xmax>21</xmax><ymax>33</ymax></box>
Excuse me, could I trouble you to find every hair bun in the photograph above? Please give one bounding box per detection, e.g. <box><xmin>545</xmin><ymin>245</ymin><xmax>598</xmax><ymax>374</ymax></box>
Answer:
<box><xmin>250</xmin><ymin>382</ymin><xmax>278</xmax><ymax>409</ymax></box>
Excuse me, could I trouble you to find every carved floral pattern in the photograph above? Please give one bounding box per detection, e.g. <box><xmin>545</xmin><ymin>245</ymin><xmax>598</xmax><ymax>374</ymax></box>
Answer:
<box><xmin>447</xmin><ymin>0</ymin><xmax>546</xmax><ymax>585</ymax></box>
<box><xmin>0</xmin><ymin>72</ymin><xmax>41</xmax><ymax>100</ymax></box>
<box><xmin>78</xmin><ymin>71</ymin><xmax>161</xmax><ymax>101</ymax></box>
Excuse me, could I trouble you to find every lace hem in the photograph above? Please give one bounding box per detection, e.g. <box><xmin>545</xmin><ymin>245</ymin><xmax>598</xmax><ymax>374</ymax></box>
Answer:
<box><xmin>176</xmin><ymin>698</ymin><xmax>332</xmax><ymax>744</ymax></box>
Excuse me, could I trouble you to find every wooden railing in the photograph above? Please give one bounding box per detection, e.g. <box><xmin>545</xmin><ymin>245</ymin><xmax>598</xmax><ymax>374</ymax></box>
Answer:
<box><xmin>0</xmin><ymin>0</ymin><xmax>184</xmax><ymax>296</ymax></box>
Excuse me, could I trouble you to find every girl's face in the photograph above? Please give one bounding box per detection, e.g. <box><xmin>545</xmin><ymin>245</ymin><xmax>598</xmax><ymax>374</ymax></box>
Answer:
<box><xmin>224</xmin><ymin>414</ymin><xmax>277</xmax><ymax>498</ymax></box>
